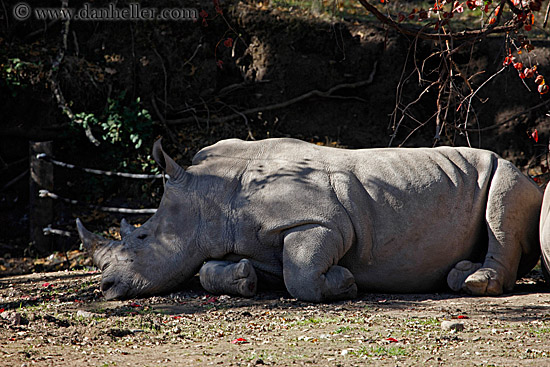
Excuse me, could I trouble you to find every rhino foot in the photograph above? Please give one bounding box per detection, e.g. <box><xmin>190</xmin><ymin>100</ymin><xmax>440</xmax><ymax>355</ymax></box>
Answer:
<box><xmin>322</xmin><ymin>265</ymin><xmax>358</xmax><ymax>301</ymax></box>
<box><xmin>199</xmin><ymin>259</ymin><xmax>257</xmax><ymax>298</ymax></box>
<box><xmin>232</xmin><ymin>259</ymin><xmax>258</xmax><ymax>297</ymax></box>
<box><xmin>463</xmin><ymin>268</ymin><xmax>503</xmax><ymax>295</ymax></box>
<box><xmin>447</xmin><ymin>260</ymin><xmax>505</xmax><ymax>295</ymax></box>
<box><xmin>447</xmin><ymin>260</ymin><xmax>482</xmax><ymax>292</ymax></box>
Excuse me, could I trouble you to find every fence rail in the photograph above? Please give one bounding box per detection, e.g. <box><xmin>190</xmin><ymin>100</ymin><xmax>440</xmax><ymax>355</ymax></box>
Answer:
<box><xmin>37</xmin><ymin>153</ymin><xmax>164</xmax><ymax>179</ymax></box>
<box><xmin>40</xmin><ymin>189</ymin><xmax>158</xmax><ymax>214</ymax></box>
<box><xmin>30</xmin><ymin>141</ymin><xmax>160</xmax><ymax>253</ymax></box>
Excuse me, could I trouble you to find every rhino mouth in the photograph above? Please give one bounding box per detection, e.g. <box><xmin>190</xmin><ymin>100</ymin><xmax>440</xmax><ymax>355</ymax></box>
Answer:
<box><xmin>100</xmin><ymin>277</ymin><xmax>131</xmax><ymax>300</ymax></box>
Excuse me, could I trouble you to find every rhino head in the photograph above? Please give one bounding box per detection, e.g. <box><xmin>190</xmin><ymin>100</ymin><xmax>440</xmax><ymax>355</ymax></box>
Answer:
<box><xmin>77</xmin><ymin>139</ymin><xmax>212</xmax><ymax>300</ymax></box>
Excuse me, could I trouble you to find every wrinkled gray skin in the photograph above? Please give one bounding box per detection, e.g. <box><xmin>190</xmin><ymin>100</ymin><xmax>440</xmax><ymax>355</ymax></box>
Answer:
<box><xmin>77</xmin><ymin>138</ymin><xmax>542</xmax><ymax>302</ymax></box>
<box><xmin>538</xmin><ymin>188</ymin><xmax>550</xmax><ymax>281</ymax></box>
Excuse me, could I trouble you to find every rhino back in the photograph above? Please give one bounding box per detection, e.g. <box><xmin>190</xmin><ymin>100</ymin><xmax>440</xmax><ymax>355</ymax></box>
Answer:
<box><xmin>191</xmin><ymin>139</ymin><xmax>515</xmax><ymax>291</ymax></box>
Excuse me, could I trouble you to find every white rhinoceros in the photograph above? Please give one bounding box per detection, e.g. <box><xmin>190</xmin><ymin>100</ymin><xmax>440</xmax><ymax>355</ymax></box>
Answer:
<box><xmin>538</xmin><ymin>187</ymin><xmax>550</xmax><ymax>280</ymax></box>
<box><xmin>77</xmin><ymin>138</ymin><xmax>542</xmax><ymax>302</ymax></box>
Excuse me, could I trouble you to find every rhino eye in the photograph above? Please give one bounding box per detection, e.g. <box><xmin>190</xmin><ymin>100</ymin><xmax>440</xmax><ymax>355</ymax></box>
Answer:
<box><xmin>137</xmin><ymin>233</ymin><xmax>148</xmax><ymax>240</ymax></box>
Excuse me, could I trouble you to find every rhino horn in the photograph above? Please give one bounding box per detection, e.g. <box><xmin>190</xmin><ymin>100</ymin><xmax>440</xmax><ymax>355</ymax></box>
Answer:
<box><xmin>76</xmin><ymin>218</ymin><xmax>110</xmax><ymax>253</ymax></box>
<box><xmin>120</xmin><ymin>218</ymin><xmax>136</xmax><ymax>238</ymax></box>
<box><xmin>153</xmin><ymin>138</ymin><xmax>186</xmax><ymax>181</ymax></box>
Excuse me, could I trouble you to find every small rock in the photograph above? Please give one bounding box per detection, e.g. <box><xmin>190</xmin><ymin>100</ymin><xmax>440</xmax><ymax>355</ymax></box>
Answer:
<box><xmin>1</xmin><ymin>311</ymin><xmax>22</xmax><ymax>325</ymax></box>
<box><xmin>441</xmin><ymin>320</ymin><xmax>464</xmax><ymax>332</ymax></box>
<box><xmin>76</xmin><ymin>310</ymin><xmax>95</xmax><ymax>318</ymax></box>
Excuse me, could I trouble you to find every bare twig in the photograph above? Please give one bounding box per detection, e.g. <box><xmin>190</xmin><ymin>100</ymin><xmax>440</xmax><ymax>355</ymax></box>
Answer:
<box><xmin>151</xmin><ymin>96</ymin><xmax>178</xmax><ymax>144</ymax></box>
<box><xmin>462</xmin><ymin>66</ymin><xmax>507</xmax><ymax>131</ymax></box>
<box><xmin>72</xmin><ymin>30</ymin><xmax>79</xmax><ymax>57</ymax></box>
<box><xmin>152</xmin><ymin>47</ymin><xmax>169</xmax><ymax>120</ymax></box>
<box><xmin>357</xmin><ymin>0</ymin><xmax>520</xmax><ymax>41</ymax></box>
<box><xmin>389</xmin><ymin>81</ymin><xmax>439</xmax><ymax>147</ymax></box>
<box><xmin>454</xmin><ymin>99</ymin><xmax>550</xmax><ymax>133</ymax></box>
<box><xmin>49</xmin><ymin>1</ymin><xmax>100</xmax><ymax>146</ymax></box>
<box><xmin>182</xmin><ymin>42</ymin><xmax>203</xmax><ymax>68</ymax></box>
<box><xmin>168</xmin><ymin>62</ymin><xmax>378</xmax><ymax>126</ymax></box>
<box><xmin>219</xmin><ymin>101</ymin><xmax>255</xmax><ymax>140</ymax></box>
<box><xmin>544</xmin><ymin>0</ymin><xmax>550</xmax><ymax>28</ymax></box>
<box><xmin>0</xmin><ymin>169</ymin><xmax>29</xmax><ymax>192</ymax></box>
<box><xmin>24</xmin><ymin>19</ymin><xmax>60</xmax><ymax>40</ymax></box>
<box><xmin>1</xmin><ymin>0</ymin><xmax>8</xmax><ymax>30</ymax></box>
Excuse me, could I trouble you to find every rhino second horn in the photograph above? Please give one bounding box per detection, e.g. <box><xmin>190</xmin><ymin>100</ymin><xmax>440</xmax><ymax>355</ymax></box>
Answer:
<box><xmin>120</xmin><ymin>218</ymin><xmax>136</xmax><ymax>238</ymax></box>
<box><xmin>152</xmin><ymin>138</ymin><xmax>186</xmax><ymax>181</ymax></box>
<box><xmin>76</xmin><ymin>218</ymin><xmax>110</xmax><ymax>253</ymax></box>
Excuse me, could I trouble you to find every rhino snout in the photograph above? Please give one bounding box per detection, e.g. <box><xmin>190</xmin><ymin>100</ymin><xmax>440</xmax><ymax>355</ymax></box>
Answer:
<box><xmin>100</xmin><ymin>277</ymin><xmax>130</xmax><ymax>300</ymax></box>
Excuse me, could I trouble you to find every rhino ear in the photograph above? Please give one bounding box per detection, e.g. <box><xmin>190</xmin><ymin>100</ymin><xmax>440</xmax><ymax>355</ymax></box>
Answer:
<box><xmin>120</xmin><ymin>218</ymin><xmax>136</xmax><ymax>238</ymax></box>
<box><xmin>153</xmin><ymin>138</ymin><xmax>186</xmax><ymax>181</ymax></box>
<box><xmin>76</xmin><ymin>218</ymin><xmax>110</xmax><ymax>253</ymax></box>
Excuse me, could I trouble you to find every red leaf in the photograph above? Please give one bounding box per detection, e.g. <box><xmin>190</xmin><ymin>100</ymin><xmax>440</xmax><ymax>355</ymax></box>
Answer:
<box><xmin>457</xmin><ymin>315</ymin><xmax>469</xmax><ymax>319</ymax></box>
<box><xmin>532</xmin><ymin>129</ymin><xmax>539</xmax><ymax>142</ymax></box>
<box><xmin>0</xmin><ymin>308</ymin><xmax>4</xmax><ymax>313</ymax></box>
<box><xmin>385</xmin><ymin>337</ymin><xmax>399</xmax><ymax>343</ymax></box>
<box><xmin>129</xmin><ymin>302</ymin><xmax>142</xmax><ymax>308</ymax></box>
<box><xmin>201</xmin><ymin>296</ymin><xmax>218</xmax><ymax>305</ymax></box>
<box><xmin>42</xmin><ymin>282</ymin><xmax>52</xmax><ymax>288</ymax></box>
<box><xmin>223</xmin><ymin>38</ymin><xmax>233</xmax><ymax>48</ymax></box>
<box><xmin>231</xmin><ymin>337</ymin><xmax>248</xmax><ymax>344</ymax></box>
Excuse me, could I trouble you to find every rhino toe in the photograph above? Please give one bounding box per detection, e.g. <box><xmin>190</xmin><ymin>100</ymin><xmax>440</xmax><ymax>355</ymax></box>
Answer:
<box><xmin>322</xmin><ymin>265</ymin><xmax>358</xmax><ymax>301</ymax></box>
<box><xmin>447</xmin><ymin>260</ymin><xmax>482</xmax><ymax>292</ymax></box>
<box><xmin>463</xmin><ymin>268</ymin><xmax>503</xmax><ymax>295</ymax></box>
<box><xmin>234</xmin><ymin>259</ymin><xmax>257</xmax><ymax>297</ymax></box>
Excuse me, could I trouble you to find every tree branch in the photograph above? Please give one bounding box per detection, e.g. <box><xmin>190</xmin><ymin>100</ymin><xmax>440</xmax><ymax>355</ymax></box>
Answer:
<box><xmin>357</xmin><ymin>0</ymin><xmax>520</xmax><ymax>41</ymax></box>
<box><xmin>167</xmin><ymin>62</ymin><xmax>378</xmax><ymax>126</ymax></box>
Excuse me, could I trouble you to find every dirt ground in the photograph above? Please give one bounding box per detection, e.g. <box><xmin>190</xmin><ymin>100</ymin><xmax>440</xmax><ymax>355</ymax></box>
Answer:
<box><xmin>1</xmin><ymin>269</ymin><xmax>550</xmax><ymax>367</ymax></box>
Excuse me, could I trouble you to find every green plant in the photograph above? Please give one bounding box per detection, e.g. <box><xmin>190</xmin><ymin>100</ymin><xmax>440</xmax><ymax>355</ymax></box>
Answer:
<box><xmin>0</xmin><ymin>58</ymin><xmax>42</xmax><ymax>97</ymax></box>
<box><xmin>70</xmin><ymin>91</ymin><xmax>158</xmax><ymax>174</ymax></box>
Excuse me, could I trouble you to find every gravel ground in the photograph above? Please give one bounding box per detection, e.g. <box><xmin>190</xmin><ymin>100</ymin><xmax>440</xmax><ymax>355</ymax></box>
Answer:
<box><xmin>1</xmin><ymin>269</ymin><xmax>550</xmax><ymax>367</ymax></box>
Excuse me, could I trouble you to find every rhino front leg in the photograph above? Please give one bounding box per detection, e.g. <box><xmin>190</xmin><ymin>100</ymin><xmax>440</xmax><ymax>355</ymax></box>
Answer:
<box><xmin>282</xmin><ymin>224</ymin><xmax>357</xmax><ymax>302</ymax></box>
<box><xmin>199</xmin><ymin>259</ymin><xmax>257</xmax><ymax>297</ymax></box>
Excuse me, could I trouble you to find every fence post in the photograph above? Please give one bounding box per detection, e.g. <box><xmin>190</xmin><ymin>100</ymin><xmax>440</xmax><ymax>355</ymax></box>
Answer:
<box><xmin>29</xmin><ymin>141</ymin><xmax>54</xmax><ymax>255</ymax></box>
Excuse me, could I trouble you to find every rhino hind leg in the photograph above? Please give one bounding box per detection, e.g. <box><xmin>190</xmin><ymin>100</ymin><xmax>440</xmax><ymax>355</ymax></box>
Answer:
<box><xmin>282</xmin><ymin>224</ymin><xmax>357</xmax><ymax>302</ymax></box>
<box><xmin>199</xmin><ymin>259</ymin><xmax>257</xmax><ymax>297</ymax></box>
<box><xmin>450</xmin><ymin>160</ymin><xmax>541</xmax><ymax>296</ymax></box>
